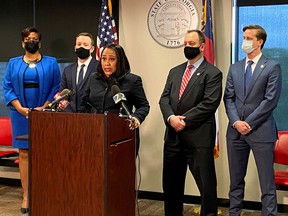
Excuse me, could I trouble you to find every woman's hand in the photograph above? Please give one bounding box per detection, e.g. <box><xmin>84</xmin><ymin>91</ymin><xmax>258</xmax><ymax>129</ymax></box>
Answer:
<box><xmin>34</xmin><ymin>101</ymin><xmax>51</xmax><ymax>111</ymax></box>
<box><xmin>20</xmin><ymin>107</ymin><xmax>30</xmax><ymax>118</ymax></box>
<box><xmin>129</xmin><ymin>117</ymin><xmax>140</xmax><ymax>130</ymax></box>
<box><xmin>11</xmin><ymin>99</ymin><xmax>29</xmax><ymax>118</ymax></box>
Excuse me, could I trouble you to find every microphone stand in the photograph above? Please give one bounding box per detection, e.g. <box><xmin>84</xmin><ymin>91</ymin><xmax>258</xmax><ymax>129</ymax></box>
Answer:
<box><xmin>42</xmin><ymin>103</ymin><xmax>60</xmax><ymax>112</ymax></box>
<box><xmin>119</xmin><ymin>107</ymin><xmax>133</xmax><ymax>120</ymax></box>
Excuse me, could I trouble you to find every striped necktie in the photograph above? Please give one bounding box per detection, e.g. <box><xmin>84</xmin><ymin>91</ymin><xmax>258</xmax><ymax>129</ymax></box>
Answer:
<box><xmin>179</xmin><ymin>64</ymin><xmax>193</xmax><ymax>99</ymax></box>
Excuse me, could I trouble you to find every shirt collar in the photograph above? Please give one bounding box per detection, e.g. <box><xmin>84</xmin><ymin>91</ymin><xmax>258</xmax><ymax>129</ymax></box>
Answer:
<box><xmin>246</xmin><ymin>52</ymin><xmax>262</xmax><ymax>65</ymax></box>
<box><xmin>78</xmin><ymin>56</ymin><xmax>92</xmax><ymax>68</ymax></box>
<box><xmin>186</xmin><ymin>56</ymin><xmax>204</xmax><ymax>69</ymax></box>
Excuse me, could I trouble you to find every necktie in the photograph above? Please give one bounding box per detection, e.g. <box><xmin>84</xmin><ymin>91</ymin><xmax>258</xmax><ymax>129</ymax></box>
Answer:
<box><xmin>179</xmin><ymin>64</ymin><xmax>193</xmax><ymax>99</ymax></box>
<box><xmin>244</xmin><ymin>60</ymin><xmax>253</xmax><ymax>95</ymax></box>
<box><xmin>78</xmin><ymin>64</ymin><xmax>85</xmax><ymax>85</ymax></box>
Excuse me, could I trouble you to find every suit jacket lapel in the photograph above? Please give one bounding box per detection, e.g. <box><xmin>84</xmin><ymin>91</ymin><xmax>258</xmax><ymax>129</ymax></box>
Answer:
<box><xmin>71</xmin><ymin>63</ymin><xmax>77</xmax><ymax>92</ymax></box>
<box><xmin>239</xmin><ymin>59</ymin><xmax>246</xmax><ymax>99</ymax></box>
<box><xmin>176</xmin><ymin>63</ymin><xmax>187</xmax><ymax>98</ymax></box>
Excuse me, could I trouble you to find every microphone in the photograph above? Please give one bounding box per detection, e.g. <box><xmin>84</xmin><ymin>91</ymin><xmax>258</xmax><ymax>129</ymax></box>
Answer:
<box><xmin>54</xmin><ymin>93</ymin><xmax>69</xmax><ymax>110</ymax></box>
<box><xmin>45</xmin><ymin>89</ymin><xmax>75</xmax><ymax>109</ymax></box>
<box><xmin>111</xmin><ymin>85</ymin><xmax>132</xmax><ymax>120</ymax></box>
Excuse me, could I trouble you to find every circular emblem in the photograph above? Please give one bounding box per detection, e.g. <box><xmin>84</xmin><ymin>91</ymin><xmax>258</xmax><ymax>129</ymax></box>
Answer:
<box><xmin>147</xmin><ymin>0</ymin><xmax>199</xmax><ymax>48</ymax></box>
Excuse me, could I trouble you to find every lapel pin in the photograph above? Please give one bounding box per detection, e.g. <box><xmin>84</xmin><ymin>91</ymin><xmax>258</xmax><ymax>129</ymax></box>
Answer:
<box><xmin>197</xmin><ymin>73</ymin><xmax>200</xmax><ymax>76</ymax></box>
<box><xmin>260</xmin><ymin>65</ymin><xmax>264</xmax><ymax>68</ymax></box>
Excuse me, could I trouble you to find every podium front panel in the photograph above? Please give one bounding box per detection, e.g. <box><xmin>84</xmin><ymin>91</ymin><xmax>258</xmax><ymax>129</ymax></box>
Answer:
<box><xmin>29</xmin><ymin>112</ymin><xmax>135</xmax><ymax>216</ymax></box>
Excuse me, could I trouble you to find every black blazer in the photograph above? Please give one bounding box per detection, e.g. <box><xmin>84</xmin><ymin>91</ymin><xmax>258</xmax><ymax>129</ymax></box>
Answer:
<box><xmin>159</xmin><ymin>59</ymin><xmax>222</xmax><ymax>147</ymax></box>
<box><xmin>80</xmin><ymin>72</ymin><xmax>150</xmax><ymax>124</ymax></box>
<box><xmin>60</xmin><ymin>58</ymin><xmax>98</xmax><ymax>112</ymax></box>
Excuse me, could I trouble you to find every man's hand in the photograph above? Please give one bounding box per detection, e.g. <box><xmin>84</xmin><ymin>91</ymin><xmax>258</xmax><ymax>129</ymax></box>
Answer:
<box><xmin>234</xmin><ymin>121</ymin><xmax>251</xmax><ymax>135</ymax></box>
<box><xmin>169</xmin><ymin>115</ymin><xmax>186</xmax><ymax>132</ymax></box>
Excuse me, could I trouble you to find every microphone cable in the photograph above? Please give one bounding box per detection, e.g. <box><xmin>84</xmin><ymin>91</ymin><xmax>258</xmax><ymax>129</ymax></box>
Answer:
<box><xmin>136</xmin><ymin>151</ymin><xmax>142</xmax><ymax>215</ymax></box>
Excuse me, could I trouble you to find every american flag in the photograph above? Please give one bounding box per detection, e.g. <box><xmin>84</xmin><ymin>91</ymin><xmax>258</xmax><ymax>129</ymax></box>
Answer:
<box><xmin>96</xmin><ymin>0</ymin><xmax>118</xmax><ymax>60</ymax></box>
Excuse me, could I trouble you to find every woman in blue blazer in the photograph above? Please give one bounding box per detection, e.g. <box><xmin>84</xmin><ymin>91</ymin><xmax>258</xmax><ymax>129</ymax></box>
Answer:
<box><xmin>3</xmin><ymin>27</ymin><xmax>60</xmax><ymax>214</ymax></box>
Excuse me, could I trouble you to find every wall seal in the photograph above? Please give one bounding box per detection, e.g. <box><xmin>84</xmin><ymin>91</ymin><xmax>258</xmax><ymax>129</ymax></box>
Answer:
<box><xmin>147</xmin><ymin>0</ymin><xmax>199</xmax><ymax>48</ymax></box>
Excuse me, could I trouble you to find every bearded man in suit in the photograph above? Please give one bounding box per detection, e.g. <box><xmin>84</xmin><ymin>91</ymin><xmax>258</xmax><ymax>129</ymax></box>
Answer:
<box><xmin>159</xmin><ymin>30</ymin><xmax>222</xmax><ymax>216</ymax></box>
<box><xmin>224</xmin><ymin>24</ymin><xmax>281</xmax><ymax>216</ymax></box>
<box><xmin>60</xmin><ymin>32</ymin><xmax>98</xmax><ymax>112</ymax></box>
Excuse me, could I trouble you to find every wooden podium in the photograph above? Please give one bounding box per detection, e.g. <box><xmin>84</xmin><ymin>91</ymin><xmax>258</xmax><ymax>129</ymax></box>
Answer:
<box><xmin>28</xmin><ymin>111</ymin><xmax>136</xmax><ymax>216</ymax></box>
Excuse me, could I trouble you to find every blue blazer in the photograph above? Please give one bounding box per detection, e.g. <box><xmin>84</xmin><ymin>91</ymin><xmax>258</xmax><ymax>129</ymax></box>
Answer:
<box><xmin>3</xmin><ymin>55</ymin><xmax>61</xmax><ymax>148</ymax></box>
<box><xmin>3</xmin><ymin>55</ymin><xmax>61</xmax><ymax>108</ymax></box>
<box><xmin>224</xmin><ymin>55</ymin><xmax>282</xmax><ymax>142</ymax></box>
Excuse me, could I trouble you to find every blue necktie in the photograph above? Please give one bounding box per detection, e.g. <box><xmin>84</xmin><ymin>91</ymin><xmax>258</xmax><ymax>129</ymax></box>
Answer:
<box><xmin>76</xmin><ymin>64</ymin><xmax>85</xmax><ymax>111</ymax></box>
<box><xmin>77</xmin><ymin>64</ymin><xmax>85</xmax><ymax>86</ymax></box>
<box><xmin>244</xmin><ymin>60</ymin><xmax>253</xmax><ymax>95</ymax></box>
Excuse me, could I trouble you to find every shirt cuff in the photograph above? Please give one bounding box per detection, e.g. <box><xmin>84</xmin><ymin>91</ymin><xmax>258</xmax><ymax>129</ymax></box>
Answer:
<box><xmin>167</xmin><ymin>115</ymin><xmax>175</xmax><ymax>123</ymax></box>
<box><xmin>232</xmin><ymin>120</ymin><xmax>241</xmax><ymax>128</ymax></box>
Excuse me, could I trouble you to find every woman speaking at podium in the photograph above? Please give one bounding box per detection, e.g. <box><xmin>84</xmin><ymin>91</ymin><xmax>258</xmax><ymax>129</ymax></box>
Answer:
<box><xmin>80</xmin><ymin>44</ymin><xmax>150</xmax><ymax>155</ymax></box>
<box><xmin>3</xmin><ymin>27</ymin><xmax>61</xmax><ymax>214</ymax></box>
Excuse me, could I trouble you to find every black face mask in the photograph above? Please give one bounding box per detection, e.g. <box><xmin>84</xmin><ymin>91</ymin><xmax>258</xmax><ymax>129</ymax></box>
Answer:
<box><xmin>24</xmin><ymin>40</ymin><xmax>39</xmax><ymax>54</ymax></box>
<box><xmin>184</xmin><ymin>46</ymin><xmax>201</xmax><ymax>60</ymax></box>
<box><xmin>75</xmin><ymin>47</ymin><xmax>90</xmax><ymax>59</ymax></box>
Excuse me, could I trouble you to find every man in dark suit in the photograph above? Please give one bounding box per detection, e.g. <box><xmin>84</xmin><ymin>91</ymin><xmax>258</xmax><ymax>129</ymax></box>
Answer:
<box><xmin>224</xmin><ymin>25</ymin><xmax>282</xmax><ymax>216</ymax></box>
<box><xmin>159</xmin><ymin>30</ymin><xmax>222</xmax><ymax>216</ymax></box>
<box><xmin>60</xmin><ymin>32</ymin><xmax>98</xmax><ymax>112</ymax></box>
